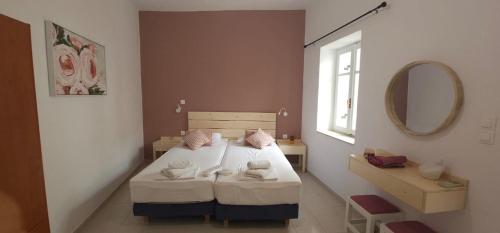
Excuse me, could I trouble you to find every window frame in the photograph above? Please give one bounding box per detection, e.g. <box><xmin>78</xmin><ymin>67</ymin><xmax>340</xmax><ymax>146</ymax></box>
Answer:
<box><xmin>330</xmin><ymin>42</ymin><xmax>361</xmax><ymax>136</ymax></box>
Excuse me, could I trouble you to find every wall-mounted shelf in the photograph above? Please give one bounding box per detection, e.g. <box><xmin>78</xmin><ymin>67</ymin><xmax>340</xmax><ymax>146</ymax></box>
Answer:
<box><xmin>348</xmin><ymin>154</ymin><xmax>468</xmax><ymax>214</ymax></box>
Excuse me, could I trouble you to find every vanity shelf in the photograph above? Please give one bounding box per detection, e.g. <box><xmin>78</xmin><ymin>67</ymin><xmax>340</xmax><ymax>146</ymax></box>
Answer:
<box><xmin>348</xmin><ymin>154</ymin><xmax>468</xmax><ymax>214</ymax></box>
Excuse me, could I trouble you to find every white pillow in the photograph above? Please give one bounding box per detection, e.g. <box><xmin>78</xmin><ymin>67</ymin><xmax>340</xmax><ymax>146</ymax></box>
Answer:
<box><xmin>212</xmin><ymin>132</ymin><xmax>222</xmax><ymax>144</ymax></box>
<box><xmin>236</xmin><ymin>136</ymin><xmax>245</xmax><ymax>144</ymax></box>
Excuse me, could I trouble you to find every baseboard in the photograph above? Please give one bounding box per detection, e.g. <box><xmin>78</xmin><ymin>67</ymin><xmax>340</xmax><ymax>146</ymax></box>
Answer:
<box><xmin>72</xmin><ymin>158</ymin><xmax>144</xmax><ymax>233</ymax></box>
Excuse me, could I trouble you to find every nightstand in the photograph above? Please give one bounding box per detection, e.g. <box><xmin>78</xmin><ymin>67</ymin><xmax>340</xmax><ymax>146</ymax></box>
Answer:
<box><xmin>277</xmin><ymin>139</ymin><xmax>307</xmax><ymax>173</ymax></box>
<box><xmin>152</xmin><ymin>136</ymin><xmax>183</xmax><ymax>160</ymax></box>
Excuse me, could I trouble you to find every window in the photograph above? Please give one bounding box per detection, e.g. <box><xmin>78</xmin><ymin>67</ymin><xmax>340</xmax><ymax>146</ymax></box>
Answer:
<box><xmin>332</xmin><ymin>43</ymin><xmax>360</xmax><ymax>135</ymax></box>
<box><xmin>317</xmin><ymin>31</ymin><xmax>361</xmax><ymax>144</ymax></box>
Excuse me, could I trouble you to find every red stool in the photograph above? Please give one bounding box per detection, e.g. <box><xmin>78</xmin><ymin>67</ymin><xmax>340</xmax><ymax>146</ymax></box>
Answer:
<box><xmin>380</xmin><ymin>221</ymin><xmax>437</xmax><ymax>233</ymax></box>
<box><xmin>345</xmin><ymin>195</ymin><xmax>403</xmax><ymax>233</ymax></box>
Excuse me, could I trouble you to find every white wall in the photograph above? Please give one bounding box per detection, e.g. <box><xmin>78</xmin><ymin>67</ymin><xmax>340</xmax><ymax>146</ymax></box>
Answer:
<box><xmin>1</xmin><ymin>1</ymin><xmax>143</xmax><ymax>232</ymax></box>
<box><xmin>302</xmin><ymin>0</ymin><xmax>500</xmax><ymax>232</ymax></box>
<box><xmin>406</xmin><ymin>64</ymin><xmax>454</xmax><ymax>133</ymax></box>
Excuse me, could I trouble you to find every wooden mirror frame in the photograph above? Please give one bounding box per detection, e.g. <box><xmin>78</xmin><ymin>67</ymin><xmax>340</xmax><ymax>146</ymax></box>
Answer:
<box><xmin>385</xmin><ymin>61</ymin><xmax>464</xmax><ymax>136</ymax></box>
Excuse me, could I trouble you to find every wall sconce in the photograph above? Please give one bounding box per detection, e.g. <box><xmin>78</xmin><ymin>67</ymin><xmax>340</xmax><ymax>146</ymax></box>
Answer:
<box><xmin>278</xmin><ymin>107</ymin><xmax>288</xmax><ymax>117</ymax></box>
<box><xmin>175</xmin><ymin>99</ymin><xmax>186</xmax><ymax>114</ymax></box>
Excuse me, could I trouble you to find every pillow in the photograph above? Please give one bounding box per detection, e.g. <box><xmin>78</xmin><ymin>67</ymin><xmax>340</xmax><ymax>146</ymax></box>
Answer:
<box><xmin>244</xmin><ymin>129</ymin><xmax>257</xmax><ymax>146</ymax></box>
<box><xmin>188</xmin><ymin>129</ymin><xmax>212</xmax><ymax>146</ymax></box>
<box><xmin>236</xmin><ymin>136</ymin><xmax>245</xmax><ymax>144</ymax></box>
<box><xmin>245</xmin><ymin>128</ymin><xmax>275</xmax><ymax>149</ymax></box>
<box><xmin>184</xmin><ymin>129</ymin><xmax>210</xmax><ymax>150</ymax></box>
<box><xmin>204</xmin><ymin>130</ymin><xmax>213</xmax><ymax>146</ymax></box>
<box><xmin>212</xmin><ymin>132</ymin><xmax>222</xmax><ymax>144</ymax></box>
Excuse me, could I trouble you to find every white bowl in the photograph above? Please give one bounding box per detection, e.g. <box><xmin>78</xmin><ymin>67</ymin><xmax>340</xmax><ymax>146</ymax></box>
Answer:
<box><xmin>419</xmin><ymin>162</ymin><xmax>445</xmax><ymax>180</ymax></box>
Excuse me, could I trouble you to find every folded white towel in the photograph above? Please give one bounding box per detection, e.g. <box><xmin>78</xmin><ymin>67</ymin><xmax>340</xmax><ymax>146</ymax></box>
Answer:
<box><xmin>161</xmin><ymin>166</ymin><xmax>198</xmax><ymax>180</ymax></box>
<box><xmin>168</xmin><ymin>160</ymin><xmax>191</xmax><ymax>169</ymax></box>
<box><xmin>245</xmin><ymin>169</ymin><xmax>271</xmax><ymax>179</ymax></box>
<box><xmin>247</xmin><ymin>160</ymin><xmax>271</xmax><ymax>170</ymax></box>
<box><xmin>238</xmin><ymin>168</ymin><xmax>277</xmax><ymax>181</ymax></box>
<box><xmin>175</xmin><ymin>167</ymin><xmax>199</xmax><ymax>180</ymax></box>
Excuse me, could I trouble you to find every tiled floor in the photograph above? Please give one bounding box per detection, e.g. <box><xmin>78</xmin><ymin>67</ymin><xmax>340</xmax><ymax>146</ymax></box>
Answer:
<box><xmin>76</xmin><ymin>164</ymin><xmax>348</xmax><ymax>233</ymax></box>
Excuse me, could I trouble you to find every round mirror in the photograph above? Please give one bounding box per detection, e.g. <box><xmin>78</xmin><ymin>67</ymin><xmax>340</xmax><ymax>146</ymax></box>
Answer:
<box><xmin>385</xmin><ymin>61</ymin><xmax>464</xmax><ymax>136</ymax></box>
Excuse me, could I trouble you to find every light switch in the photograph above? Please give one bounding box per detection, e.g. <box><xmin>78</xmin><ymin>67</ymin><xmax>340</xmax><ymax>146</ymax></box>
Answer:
<box><xmin>180</xmin><ymin>99</ymin><xmax>186</xmax><ymax>105</ymax></box>
<box><xmin>479</xmin><ymin>115</ymin><xmax>497</xmax><ymax>145</ymax></box>
<box><xmin>479</xmin><ymin>131</ymin><xmax>494</xmax><ymax>145</ymax></box>
<box><xmin>480</xmin><ymin>117</ymin><xmax>496</xmax><ymax>129</ymax></box>
<box><xmin>180</xmin><ymin>130</ymin><xmax>186</xmax><ymax>136</ymax></box>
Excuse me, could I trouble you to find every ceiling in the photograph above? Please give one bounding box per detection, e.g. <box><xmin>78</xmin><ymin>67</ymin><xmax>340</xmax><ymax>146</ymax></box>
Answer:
<box><xmin>130</xmin><ymin>0</ymin><xmax>309</xmax><ymax>11</ymax></box>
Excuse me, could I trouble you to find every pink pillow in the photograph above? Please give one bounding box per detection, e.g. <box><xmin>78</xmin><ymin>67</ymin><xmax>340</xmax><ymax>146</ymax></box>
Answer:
<box><xmin>188</xmin><ymin>129</ymin><xmax>212</xmax><ymax>146</ymax></box>
<box><xmin>184</xmin><ymin>130</ymin><xmax>210</xmax><ymax>150</ymax></box>
<box><xmin>245</xmin><ymin>129</ymin><xmax>275</xmax><ymax>149</ymax></box>
<box><xmin>244</xmin><ymin>129</ymin><xmax>257</xmax><ymax>146</ymax></box>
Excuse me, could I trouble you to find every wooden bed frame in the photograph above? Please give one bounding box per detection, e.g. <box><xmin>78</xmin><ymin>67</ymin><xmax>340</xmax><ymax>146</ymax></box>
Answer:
<box><xmin>188</xmin><ymin>111</ymin><xmax>276</xmax><ymax>138</ymax></box>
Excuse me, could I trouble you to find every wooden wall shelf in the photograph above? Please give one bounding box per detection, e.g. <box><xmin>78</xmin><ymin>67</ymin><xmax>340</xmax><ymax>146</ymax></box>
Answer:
<box><xmin>348</xmin><ymin>154</ymin><xmax>468</xmax><ymax>214</ymax></box>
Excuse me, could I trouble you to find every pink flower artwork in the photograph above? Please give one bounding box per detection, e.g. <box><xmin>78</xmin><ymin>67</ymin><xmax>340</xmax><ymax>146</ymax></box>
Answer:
<box><xmin>45</xmin><ymin>21</ymin><xmax>107</xmax><ymax>96</ymax></box>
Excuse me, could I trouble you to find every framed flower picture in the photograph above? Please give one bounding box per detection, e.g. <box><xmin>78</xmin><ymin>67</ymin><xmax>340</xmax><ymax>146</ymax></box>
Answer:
<box><xmin>45</xmin><ymin>21</ymin><xmax>107</xmax><ymax>96</ymax></box>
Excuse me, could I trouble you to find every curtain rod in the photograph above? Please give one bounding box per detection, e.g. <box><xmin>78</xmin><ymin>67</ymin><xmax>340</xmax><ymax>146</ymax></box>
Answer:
<box><xmin>304</xmin><ymin>1</ymin><xmax>388</xmax><ymax>48</ymax></box>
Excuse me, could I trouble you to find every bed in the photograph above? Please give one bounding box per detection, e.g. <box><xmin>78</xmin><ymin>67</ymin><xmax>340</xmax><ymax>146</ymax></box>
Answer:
<box><xmin>129</xmin><ymin>139</ymin><xmax>228</xmax><ymax>220</ymax></box>
<box><xmin>130</xmin><ymin>111</ymin><xmax>301</xmax><ymax>224</ymax></box>
<box><xmin>214</xmin><ymin>141</ymin><xmax>302</xmax><ymax>225</ymax></box>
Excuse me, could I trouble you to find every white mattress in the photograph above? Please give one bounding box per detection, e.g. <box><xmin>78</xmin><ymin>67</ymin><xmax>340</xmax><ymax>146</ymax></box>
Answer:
<box><xmin>214</xmin><ymin>141</ymin><xmax>302</xmax><ymax>205</ymax></box>
<box><xmin>130</xmin><ymin>140</ymin><xmax>228</xmax><ymax>203</ymax></box>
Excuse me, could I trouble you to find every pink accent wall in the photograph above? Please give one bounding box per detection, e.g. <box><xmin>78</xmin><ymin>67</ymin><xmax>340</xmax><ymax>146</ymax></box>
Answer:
<box><xmin>139</xmin><ymin>11</ymin><xmax>305</xmax><ymax>157</ymax></box>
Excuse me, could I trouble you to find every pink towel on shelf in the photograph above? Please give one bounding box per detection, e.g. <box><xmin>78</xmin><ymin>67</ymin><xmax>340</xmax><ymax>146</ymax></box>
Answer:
<box><xmin>366</xmin><ymin>154</ymin><xmax>407</xmax><ymax>168</ymax></box>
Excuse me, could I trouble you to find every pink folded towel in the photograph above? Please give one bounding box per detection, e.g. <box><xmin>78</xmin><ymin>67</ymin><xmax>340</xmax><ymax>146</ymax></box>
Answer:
<box><xmin>366</xmin><ymin>154</ymin><xmax>407</xmax><ymax>168</ymax></box>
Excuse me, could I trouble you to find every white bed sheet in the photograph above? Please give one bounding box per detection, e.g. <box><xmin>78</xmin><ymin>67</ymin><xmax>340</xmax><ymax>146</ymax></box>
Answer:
<box><xmin>130</xmin><ymin>140</ymin><xmax>228</xmax><ymax>203</ymax></box>
<box><xmin>214</xmin><ymin>141</ymin><xmax>302</xmax><ymax>205</ymax></box>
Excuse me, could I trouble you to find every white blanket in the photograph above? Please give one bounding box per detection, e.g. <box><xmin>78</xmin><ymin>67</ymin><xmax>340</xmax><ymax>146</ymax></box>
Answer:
<box><xmin>215</xmin><ymin>141</ymin><xmax>302</xmax><ymax>205</ymax></box>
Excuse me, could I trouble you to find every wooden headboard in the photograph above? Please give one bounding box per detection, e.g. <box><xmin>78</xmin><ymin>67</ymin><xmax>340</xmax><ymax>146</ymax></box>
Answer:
<box><xmin>188</xmin><ymin>112</ymin><xmax>276</xmax><ymax>139</ymax></box>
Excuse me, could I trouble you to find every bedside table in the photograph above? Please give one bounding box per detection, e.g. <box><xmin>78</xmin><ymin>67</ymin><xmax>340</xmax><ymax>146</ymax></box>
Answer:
<box><xmin>277</xmin><ymin>139</ymin><xmax>307</xmax><ymax>173</ymax></box>
<box><xmin>152</xmin><ymin>136</ymin><xmax>183</xmax><ymax>160</ymax></box>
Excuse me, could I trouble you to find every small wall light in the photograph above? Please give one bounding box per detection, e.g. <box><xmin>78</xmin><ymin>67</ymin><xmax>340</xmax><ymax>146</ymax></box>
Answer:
<box><xmin>278</xmin><ymin>107</ymin><xmax>288</xmax><ymax>117</ymax></box>
<box><xmin>175</xmin><ymin>99</ymin><xmax>186</xmax><ymax>114</ymax></box>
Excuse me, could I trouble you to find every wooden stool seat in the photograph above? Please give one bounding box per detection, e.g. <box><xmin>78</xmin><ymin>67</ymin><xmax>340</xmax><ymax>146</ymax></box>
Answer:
<box><xmin>351</xmin><ymin>195</ymin><xmax>400</xmax><ymax>214</ymax></box>
<box><xmin>381</xmin><ymin>221</ymin><xmax>437</xmax><ymax>233</ymax></box>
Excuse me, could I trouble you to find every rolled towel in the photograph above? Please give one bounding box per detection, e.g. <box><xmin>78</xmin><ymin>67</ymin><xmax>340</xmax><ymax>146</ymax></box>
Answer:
<box><xmin>168</xmin><ymin>160</ymin><xmax>191</xmax><ymax>169</ymax></box>
<box><xmin>247</xmin><ymin>160</ymin><xmax>271</xmax><ymax>170</ymax></box>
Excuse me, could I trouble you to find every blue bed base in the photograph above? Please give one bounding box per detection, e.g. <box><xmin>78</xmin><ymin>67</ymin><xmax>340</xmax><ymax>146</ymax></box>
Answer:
<box><xmin>215</xmin><ymin>203</ymin><xmax>299</xmax><ymax>221</ymax></box>
<box><xmin>133</xmin><ymin>201</ymin><xmax>299</xmax><ymax>222</ymax></box>
<box><xmin>133</xmin><ymin>201</ymin><xmax>215</xmax><ymax>218</ymax></box>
